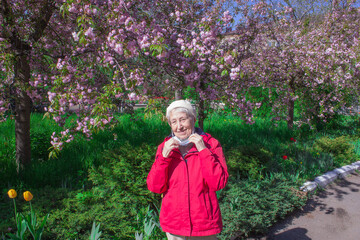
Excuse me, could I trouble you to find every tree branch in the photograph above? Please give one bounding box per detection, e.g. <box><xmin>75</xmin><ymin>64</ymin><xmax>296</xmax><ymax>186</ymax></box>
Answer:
<box><xmin>30</xmin><ymin>0</ymin><xmax>56</xmax><ymax>42</ymax></box>
<box><xmin>0</xmin><ymin>0</ymin><xmax>13</xmax><ymax>38</ymax></box>
<box><xmin>1</xmin><ymin>0</ymin><xmax>13</xmax><ymax>24</ymax></box>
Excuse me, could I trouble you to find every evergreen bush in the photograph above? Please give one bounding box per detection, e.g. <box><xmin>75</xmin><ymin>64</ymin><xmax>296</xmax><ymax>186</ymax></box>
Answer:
<box><xmin>219</xmin><ymin>174</ymin><xmax>307</xmax><ymax>240</ymax></box>
<box><xmin>226</xmin><ymin>145</ymin><xmax>273</xmax><ymax>180</ymax></box>
<box><xmin>313</xmin><ymin>136</ymin><xmax>359</xmax><ymax>167</ymax></box>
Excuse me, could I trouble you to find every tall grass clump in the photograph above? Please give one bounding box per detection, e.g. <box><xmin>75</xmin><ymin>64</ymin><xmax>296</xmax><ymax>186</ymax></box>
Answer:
<box><xmin>204</xmin><ymin>110</ymin><xmax>360</xmax><ymax>183</ymax></box>
<box><xmin>1</xmin><ymin>111</ymin><xmax>169</xmax><ymax>190</ymax></box>
<box><xmin>0</xmin><ymin>116</ymin><xmax>17</xmax><ymax>187</ymax></box>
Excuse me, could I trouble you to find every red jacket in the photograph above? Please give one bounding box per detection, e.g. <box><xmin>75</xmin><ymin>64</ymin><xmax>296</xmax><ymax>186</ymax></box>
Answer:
<box><xmin>147</xmin><ymin>130</ymin><xmax>228</xmax><ymax>236</ymax></box>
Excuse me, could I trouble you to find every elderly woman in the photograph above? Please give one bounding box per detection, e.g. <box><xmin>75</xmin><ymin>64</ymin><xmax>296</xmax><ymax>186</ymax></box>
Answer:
<box><xmin>147</xmin><ymin>100</ymin><xmax>228</xmax><ymax>240</ymax></box>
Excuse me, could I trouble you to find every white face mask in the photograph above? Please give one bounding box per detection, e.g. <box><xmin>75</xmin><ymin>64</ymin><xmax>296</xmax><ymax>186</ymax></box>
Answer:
<box><xmin>172</xmin><ymin>129</ymin><xmax>194</xmax><ymax>146</ymax></box>
<box><xmin>173</xmin><ymin>136</ymin><xmax>191</xmax><ymax>146</ymax></box>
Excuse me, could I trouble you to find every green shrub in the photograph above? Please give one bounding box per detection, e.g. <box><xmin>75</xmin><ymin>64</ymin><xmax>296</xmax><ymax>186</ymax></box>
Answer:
<box><xmin>289</xmin><ymin>150</ymin><xmax>334</xmax><ymax>182</ymax></box>
<box><xmin>0</xmin><ymin>137</ymin><xmax>17</xmax><ymax>187</ymax></box>
<box><xmin>219</xmin><ymin>174</ymin><xmax>307</xmax><ymax>240</ymax></box>
<box><xmin>313</xmin><ymin>136</ymin><xmax>359</xmax><ymax>167</ymax></box>
<box><xmin>44</xmin><ymin>142</ymin><xmax>164</xmax><ymax>240</ymax></box>
<box><xmin>226</xmin><ymin>145</ymin><xmax>273</xmax><ymax>180</ymax></box>
<box><xmin>30</xmin><ymin>132</ymin><xmax>52</xmax><ymax>162</ymax></box>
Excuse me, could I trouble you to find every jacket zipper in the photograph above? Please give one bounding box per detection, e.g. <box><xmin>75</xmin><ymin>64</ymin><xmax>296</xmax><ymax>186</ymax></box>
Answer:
<box><xmin>184</xmin><ymin>156</ymin><xmax>193</xmax><ymax>237</ymax></box>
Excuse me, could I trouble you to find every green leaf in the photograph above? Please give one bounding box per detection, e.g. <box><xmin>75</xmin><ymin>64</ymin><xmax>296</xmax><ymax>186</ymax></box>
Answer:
<box><xmin>15</xmin><ymin>214</ymin><xmax>27</xmax><ymax>240</ymax></box>
<box><xmin>135</xmin><ymin>231</ymin><xmax>143</xmax><ymax>240</ymax></box>
<box><xmin>79</xmin><ymin>36</ymin><xmax>86</xmax><ymax>45</ymax></box>
<box><xmin>221</xmin><ymin>69</ymin><xmax>228</xmax><ymax>76</ymax></box>
<box><xmin>89</xmin><ymin>221</ymin><xmax>101</xmax><ymax>240</ymax></box>
<box><xmin>143</xmin><ymin>220</ymin><xmax>155</xmax><ymax>237</ymax></box>
<box><xmin>35</xmin><ymin>214</ymin><xmax>49</xmax><ymax>240</ymax></box>
<box><xmin>59</xmin><ymin>5</ymin><xmax>65</xmax><ymax>17</ymax></box>
<box><xmin>6</xmin><ymin>233</ymin><xmax>22</xmax><ymax>240</ymax></box>
<box><xmin>149</xmin><ymin>44</ymin><xmax>156</xmax><ymax>51</ymax></box>
<box><xmin>23</xmin><ymin>213</ymin><xmax>36</xmax><ymax>238</ymax></box>
<box><xmin>42</xmin><ymin>55</ymin><xmax>53</xmax><ymax>65</ymax></box>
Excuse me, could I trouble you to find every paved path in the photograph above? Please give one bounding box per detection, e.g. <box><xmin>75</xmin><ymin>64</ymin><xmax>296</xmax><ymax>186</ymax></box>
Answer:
<box><xmin>246</xmin><ymin>172</ymin><xmax>360</xmax><ymax>240</ymax></box>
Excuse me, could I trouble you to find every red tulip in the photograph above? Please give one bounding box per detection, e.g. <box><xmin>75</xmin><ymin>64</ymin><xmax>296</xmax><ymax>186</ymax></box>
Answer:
<box><xmin>282</xmin><ymin>155</ymin><xmax>288</xmax><ymax>160</ymax></box>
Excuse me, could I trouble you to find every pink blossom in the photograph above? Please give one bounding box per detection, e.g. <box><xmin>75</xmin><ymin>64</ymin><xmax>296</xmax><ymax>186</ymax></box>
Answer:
<box><xmin>198</xmin><ymin>64</ymin><xmax>206</xmax><ymax>73</ymax></box>
<box><xmin>211</xmin><ymin>65</ymin><xmax>218</xmax><ymax>72</ymax></box>
<box><xmin>48</xmin><ymin>92</ymin><xmax>57</xmax><ymax>102</ymax></box>
<box><xmin>114</xmin><ymin>43</ymin><xmax>123</xmax><ymax>55</ymax></box>
<box><xmin>224</xmin><ymin>55</ymin><xmax>234</xmax><ymax>65</ymax></box>
<box><xmin>84</xmin><ymin>28</ymin><xmax>95</xmax><ymax>39</ymax></box>
<box><xmin>72</xmin><ymin>32</ymin><xmax>79</xmax><ymax>41</ymax></box>
<box><xmin>222</xmin><ymin>11</ymin><xmax>233</xmax><ymax>23</ymax></box>
<box><xmin>56</xmin><ymin>59</ymin><xmax>64</xmax><ymax>69</ymax></box>
<box><xmin>68</xmin><ymin>5</ymin><xmax>77</xmax><ymax>13</ymax></box>
<box><xmin>128</xmin><ymin>92</ymin><xmax>138</xmax><ymax>101</ymax></box>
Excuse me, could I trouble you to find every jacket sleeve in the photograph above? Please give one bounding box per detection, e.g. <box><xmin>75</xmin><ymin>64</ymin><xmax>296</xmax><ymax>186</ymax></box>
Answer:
<box><xmin>198</xmin><ymin>138</ymin><xmax>228</xmax><ymax>191</ymax></box>
<box><xmin>147</xmin><ymin>142</ymin><xmax>172</xmax><ymax>194</ymax></box>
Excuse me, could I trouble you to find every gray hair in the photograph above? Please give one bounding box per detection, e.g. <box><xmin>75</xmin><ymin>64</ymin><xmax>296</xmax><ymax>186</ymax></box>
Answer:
<box><xmin>166</xmin><ymin>100</ymin><xmax>196</xmax><ymax>122</ymax></box>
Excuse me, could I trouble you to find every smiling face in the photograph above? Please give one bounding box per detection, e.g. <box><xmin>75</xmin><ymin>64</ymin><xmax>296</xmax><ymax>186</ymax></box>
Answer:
<box><xmin>169</xmin><ymin>110</ymin><xmax>195</xmax><ymax>140</ymax></box>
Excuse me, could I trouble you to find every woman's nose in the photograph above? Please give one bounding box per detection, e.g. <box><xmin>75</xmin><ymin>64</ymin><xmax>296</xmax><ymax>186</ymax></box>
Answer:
<box><xmin>176</xmin><ymin>121</ymin><xmax>182</xmax><ymax>129</ymax></box>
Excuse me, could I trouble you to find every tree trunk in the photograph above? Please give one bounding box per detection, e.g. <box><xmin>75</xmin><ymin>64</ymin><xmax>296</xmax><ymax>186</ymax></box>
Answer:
<box><xmin>197</xmin><ymin>98</ymin><xmax>206</xmax><ymax>130</ymax></box>
<box><xmin>14</xmin><ymin>53</ymin><xmax>32</xmax><ymax>172</ymax></box>
<box><xmin>175</xmin><ymin>89</ymin><xmax>182</xmax><ymax>100</ymax></box>
<box><xmin>287</xmin><ymin>98</ymin><xmax>294</xmax><ymax>129</ymax></box>
<box><xmin>3</xmin><ymin>0</ymin><xmax>54</xmax><ymax>172</ymax></box>
<box><xmin>287</xmin><ymin>77</ymin><xmax>296</xmax><ymax>129</ymax></box>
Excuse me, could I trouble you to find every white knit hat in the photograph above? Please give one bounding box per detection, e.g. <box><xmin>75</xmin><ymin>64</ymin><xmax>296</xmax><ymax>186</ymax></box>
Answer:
<box><xmin>166</xmin><ymin>100</ymin><xmax>196</xmax><ymax>121</ymax></box>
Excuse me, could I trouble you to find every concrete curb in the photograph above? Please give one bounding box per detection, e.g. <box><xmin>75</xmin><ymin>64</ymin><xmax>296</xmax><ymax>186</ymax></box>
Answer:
<box><xmin>299</xmin><ymin>161</ymin><xmax>360</xmax><ymax>192</ymax></box>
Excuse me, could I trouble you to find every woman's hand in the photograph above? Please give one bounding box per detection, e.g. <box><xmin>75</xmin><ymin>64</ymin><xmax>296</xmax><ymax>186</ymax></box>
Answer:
<box><xmin>189</xmin><ymin>133</ymin><xmax>207</xmax><ymax>152</ymax></box>
<box><xmin>162</xmin><ymin>138</ymin><xmax>180</xmax><ymax>158</ymax></box>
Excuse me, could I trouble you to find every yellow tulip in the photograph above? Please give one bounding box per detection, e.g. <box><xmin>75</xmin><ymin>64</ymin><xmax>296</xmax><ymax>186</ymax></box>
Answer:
<box><xmin>23</xmin><ymin>191</ymin><xmax>33</xmax><ymax>201</ymax></box>
<box><xmin>7</xmin><ymin>189</ymin><xmax>17</xmax><ymax>199</ymax></box>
